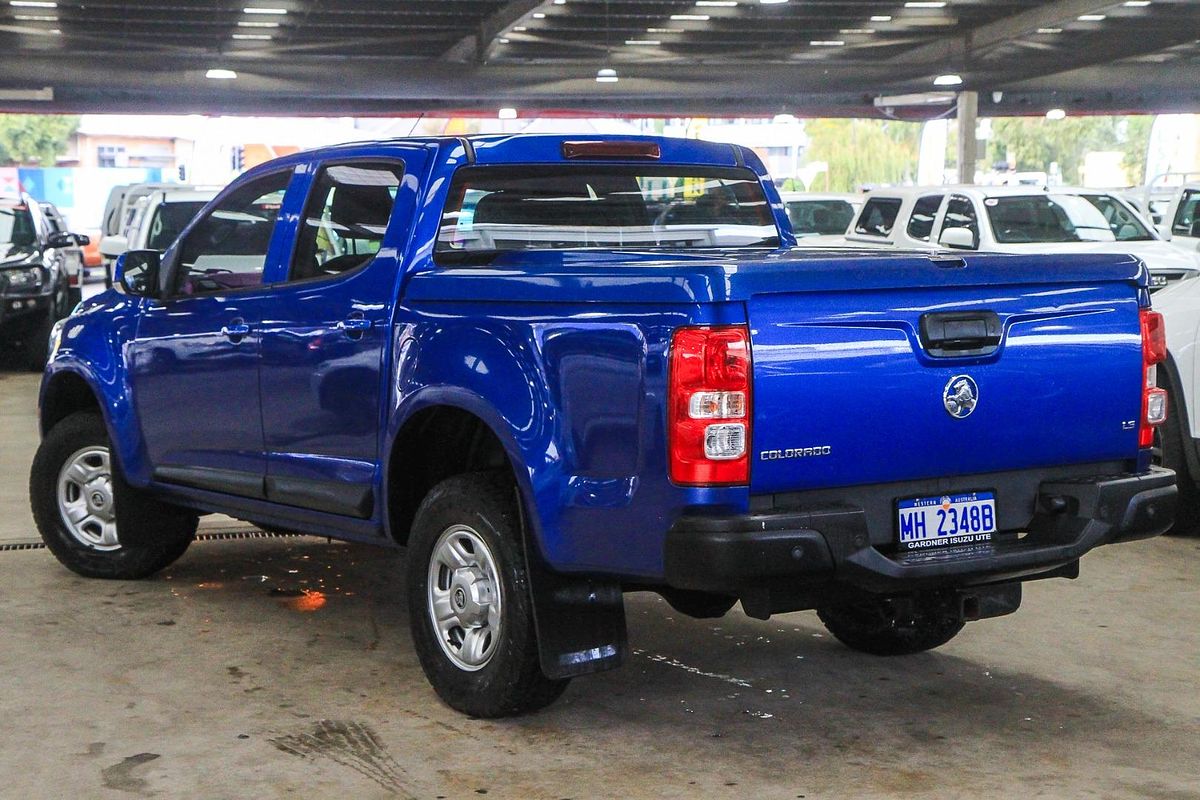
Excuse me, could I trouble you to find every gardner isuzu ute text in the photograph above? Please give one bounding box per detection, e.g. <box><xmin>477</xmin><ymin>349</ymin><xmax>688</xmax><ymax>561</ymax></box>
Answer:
<box><xmin>31</xmin><ymin>135</ymin><xmax>1175</xmax><ymax>716</ymax></box>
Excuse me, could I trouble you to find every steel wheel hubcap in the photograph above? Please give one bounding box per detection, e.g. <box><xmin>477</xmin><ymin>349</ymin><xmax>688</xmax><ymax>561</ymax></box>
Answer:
<box><xmin>57</xmin><ymin>446</ymin><xmax>119</xmax><ymax>551</ymax></box>
<box><xmin>427</xmin><ymin>525</ymin><xmax>502</xmax><ymax>671</ymax></box>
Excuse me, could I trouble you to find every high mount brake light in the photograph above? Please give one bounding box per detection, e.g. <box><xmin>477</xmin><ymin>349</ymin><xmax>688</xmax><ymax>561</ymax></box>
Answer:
<box><xmin>1140</xmin><ymin>308</ymin><xmax>1167</xmax><ymax>449</ymax></box>
<box><xmin>561</xmin><ymin>141</ymin><xmax>662</xmax><ymax>160</ymax></box>
<box><xmin>668</xmin><ymin>325</ymin><xmax>751</xmax><ymax>486</ymax></box>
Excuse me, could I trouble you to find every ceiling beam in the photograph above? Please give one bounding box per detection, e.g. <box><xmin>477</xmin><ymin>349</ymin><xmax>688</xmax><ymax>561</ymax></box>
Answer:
<box><xmin>443</xmin><ymin>0</ymin><xmax>545</xmax><ymax>63</ymax></box>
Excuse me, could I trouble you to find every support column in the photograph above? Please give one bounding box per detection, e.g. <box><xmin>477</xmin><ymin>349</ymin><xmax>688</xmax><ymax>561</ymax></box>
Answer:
<box><xmin>956</xmin><ymin>90</ymin><xmax>978</xmax><ymax>185</ymax></box>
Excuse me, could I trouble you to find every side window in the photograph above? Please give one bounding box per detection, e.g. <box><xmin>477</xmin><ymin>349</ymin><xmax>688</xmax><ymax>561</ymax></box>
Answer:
<box><xmin>854</xmin><ymin>198</ymin><xmax>902</xmax><ymax>237</ymax></box>
<box><xmin>943</xmin><ymin>195</ymin><xmax>979</xmax><ymax>245</ymax></box>
<box><xmin>1173</xmin><ymin>190</ymin><xmax>1200</xmax><ymax>237</ymax></box>
<box><xmin>287</xmin><ymin>161</ymin><xmax>403</xmax><ymax>283</ymax></box>
<box><xmin>174</xmin><ymin>170</ymin><xmax>291</xmax><ymax>296</ymax></box>
<box><xmin>906</xmin><ymin>194</ymin><xmax>943</xmax><ymax>242</ymax></box>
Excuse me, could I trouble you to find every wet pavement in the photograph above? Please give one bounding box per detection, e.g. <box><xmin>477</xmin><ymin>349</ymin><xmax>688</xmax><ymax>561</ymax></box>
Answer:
<box><xmin>1</xmin><ymin>532</ymin><xmax>1198</xmax><ymax>799</ymax></box>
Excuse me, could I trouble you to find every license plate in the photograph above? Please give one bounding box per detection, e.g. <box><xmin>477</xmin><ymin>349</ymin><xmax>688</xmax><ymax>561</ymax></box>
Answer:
<box><xmin>896</xmin><ymin>491</ymin><xmax>996</xmax><ymax>551</ymax></box>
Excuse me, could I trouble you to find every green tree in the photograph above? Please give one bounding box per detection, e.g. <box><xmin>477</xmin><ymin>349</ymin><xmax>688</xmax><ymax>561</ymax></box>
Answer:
<box><xmin>802</xmin><ymin>119</ymin><xmax>922</xmax><ymax>192</ymax></box>
<box><xmin>0</xmin><ymin>114</ymin><xmax>80</xmax><ymax>166</ymax></box>
<box><xmin>986</xmin><ymin>115</ymin><xmax>1153</xmax><ymax>185</ymax></box>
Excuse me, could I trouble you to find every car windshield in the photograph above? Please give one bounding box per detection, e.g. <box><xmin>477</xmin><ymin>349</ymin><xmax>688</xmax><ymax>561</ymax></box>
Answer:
<box><xmin>0</xmin><ymin>204</ymin><xmax>37</xmax><ymax>257</ymax></box>
<box><xmin>147</xmin><ymin>201</ymin><xmax>208</xmax><ymax>251</ymax></box>
<box><xmin>785</xmin><ymin>199</ymin><xmax>855</xmax><ymax>237</ymax></box>
<box><xmin>985</xmin><ymin>194</ymin><xmax>1154</xmax><ymax>244</ymax></box>
<box><xmin>435</xmin><ymin>165</ymin><xmax>779</xmax><ymax>263</ymax></box>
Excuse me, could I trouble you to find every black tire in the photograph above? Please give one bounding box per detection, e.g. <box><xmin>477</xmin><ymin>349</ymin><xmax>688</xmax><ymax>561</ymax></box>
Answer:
<box><xmin>406</xmin><ymin>472</ymin><xmax>568</xmax><ymax>717</ymax></box>
<box><xmin>30</xmin><ymin>412</ymin><xmax>197</xmax><ymax>580</ymax></box>
<box><xmin>20</xmin><ymin>309</ymin><xmax>54</xmax><ymax>372</ymax></box>
<box><xmin>658</xmin><ymin>588</ymin><xmax>738</xmax><ymax>619</ymax></box>
<box><xmin>817</xmin><ymin>591</ymin><xmax>965</xmax><ymax>656</ymax></box>
<box><xmin>1159</xmin><ymin>385</ymin><xmax>1200</xmax><ymax>536</ymax></box>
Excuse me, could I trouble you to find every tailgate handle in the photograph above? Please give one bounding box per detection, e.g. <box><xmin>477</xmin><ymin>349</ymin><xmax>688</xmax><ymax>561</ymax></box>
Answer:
<box><xmin>919</xmin><ymin>311</ymin><xmax>1002</xmax><ymax>357</ymax></box>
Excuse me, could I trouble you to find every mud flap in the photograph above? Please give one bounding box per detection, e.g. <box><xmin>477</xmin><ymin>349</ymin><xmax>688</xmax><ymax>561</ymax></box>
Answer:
<box><xmin>517</xmin><ymin>496</ymin><xmax>627</xmax><ymax>680</ymax></box>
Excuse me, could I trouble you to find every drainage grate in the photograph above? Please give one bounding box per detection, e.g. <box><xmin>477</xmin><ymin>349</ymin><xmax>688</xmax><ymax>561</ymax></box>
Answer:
<box><xmin>0</xmin><ymin>529</ymin><xmax>310</xmax><ymax>553</ymax></box>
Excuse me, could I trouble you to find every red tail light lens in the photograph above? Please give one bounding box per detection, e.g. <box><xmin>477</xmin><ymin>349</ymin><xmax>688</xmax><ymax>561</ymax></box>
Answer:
<box><xmin>1139</xmin><ymin>308</ymin><xmax>1167</xmax><ymax>448</ymax></box>
<box><xmin>669</xmin><ymin>325</ymin><xmax>751</xmax><ymax>485</ymax></box>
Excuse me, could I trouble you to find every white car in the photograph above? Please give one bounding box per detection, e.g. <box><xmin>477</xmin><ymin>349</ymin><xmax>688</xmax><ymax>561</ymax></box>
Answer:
<box><xmin>1158</xmin><ymin>183</ymin><xmax>1200</xmax><ymax>255</ymax></box>
<box><xmin>811</xmin><ymin>185</ymin><xmax>1200</xmax><ymax>291</ymax></box>
<box><xmin>99</xmin><ymin>185</ymin><xmax>219</xmax><ymax>282</ymax></box>
<box><xmin>778</xmin><ymin>192</ymin><xmax>862</xmax><ymax>241</ymax></box>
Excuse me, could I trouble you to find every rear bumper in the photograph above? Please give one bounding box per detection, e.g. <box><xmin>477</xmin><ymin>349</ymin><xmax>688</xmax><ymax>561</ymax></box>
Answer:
<box><xmin>664</xmin><ymin>467</ymin><xmax>1176</xmax><ymax>596</ymax></box>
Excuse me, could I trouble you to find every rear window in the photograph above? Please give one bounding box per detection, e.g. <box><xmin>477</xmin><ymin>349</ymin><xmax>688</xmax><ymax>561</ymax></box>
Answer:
<box><xmin>854</xmin><ymin>197</ymin><xmax>902</xmax><ymax>237</ymax></box>
<box><xmin>785</xmin><ymin>199</ymin><xmax>855</xmax><ymax>237</ymax></box>
<box><xmin>435</xmin><ymin>165</ymin><xmax>778</xmax><ymax>263</ymax></box>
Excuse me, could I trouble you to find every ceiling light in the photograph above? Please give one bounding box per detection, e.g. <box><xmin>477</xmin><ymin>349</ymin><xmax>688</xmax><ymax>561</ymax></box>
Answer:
<box><xmin>512</xmin><ymin>25</ymin><xmax>526</xmax><ymax>30</ymax></box>
<box><xmin>871</xmin><ymin>15</ymin><xmax>892</xmax><ymax>22</ymax></box>
<box><xmin>670</xmin><ymin>13</ymin><xmax>710</xmax><ymax>20</ymax></box>
<box><xmin>232</xmin><ymin>33</ymin><xmax>271</xmax><ymax>39</ymax></box>
<box><xmin>532</xmin><ymin>12</ymin><xmax>545</xmax><ymax>17</ymax></box>
<box><xmin>498</xmin><ymin>107</ymin><xmax>518</xmax><ymax>120</ymax></box>
<box><xmin>646</xmin><ymin>27</ymin><xmax>682</xmax><ymax>32</ymax></box>
<box><xmin>497</xmin><ymin>37</ymin><xmax>509</xmax><ymax>43</ymax></box>
<box><xmin>1123</xmin><ymin>1</ymin><xmax>1151</xmax><ymax>5</ymax></box>
<box><xmin>1077</xmin><ymin>13</ymin><xmax>1106</xmax><ymax>20</ymax></box>
<box><xmin>553</xmin><ymin>0</ymin><xmax>565</xmax><ymax>4</ymax></box>
<box><xmin>1037</xmin><ymin>27</ymin><xmax>1062</xmax><ymax>33</ymax></box>
<box><xmin>9</xmin><ymin>1</ymin><xmax>57</xmax><ymax>6</ymax></box>
<box><xmin>810</xmin><ymin>39</ymin><xmax>844</xmax><ymax>46</ymax></box>
<box><xmin>12</xmin><ymin>13</ymin><xmax>56</xmax><ymax>19</ymax></box>
<box><xmin>759</xmin><ymin>0</ymin><xmax>789</xmax><ymax>4</ymax></box>
<box><xmin>243</xmin><ymin>6</ymin><xmax>286</xmax><ymax>13</ymax></box>
<box><xmin>933</xmin><ymin>73</ymin><xmax>963</xmax><ymax>86</ymax></box>
<box><xmin>206</xmin><ymin>68</ymin><xmax>238</xmax><ymax>80</ymax></box>
<box><xmin>625</xmin><ymin>39</ymin><xmax>661</xmax><ymax>45</ymax></box>
<box><xmin>1046</xmin><ymin>108</ymin><xmax>1066</xmax><ymax>120</ymax></box>
<box><xmin>696</xmin><ymin>1</ymin><xmax>738</xmax><ymax>5</ymax></box>
<box><xmin>905</xmin><ymin>1</ymin><xmax>946</xmax><ymax>7</ymax></box>
<box><xmin>596</xmin><ymin>67</ymin><xmax>619</xmax><ymax>83</ymax></box>
<box><xmin>840</xmin><ymin>28</ymin><xmax>875</xmax><ymax>34</ymax></box>
<box><xmin>237</xmin><ymin>20</ymin><xmax>279</xmax><ymax>27</ymax></box>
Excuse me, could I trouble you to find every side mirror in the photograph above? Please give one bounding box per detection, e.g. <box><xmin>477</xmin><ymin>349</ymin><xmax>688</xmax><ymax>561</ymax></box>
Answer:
<box><xmin>98</xmin><ymin>235</ymin><xmax>129</xmax><ymax>259</ymax></box>
<box><xmin>72</xmin><ymin>232</ymin><xmax>91</xmax><ymax>247</ymax></box>
<box><xmin>114</xmin><ymin>250</ymin><xmax>161</xmax><ymax>298</ymax></box>
<box><xmin>46</xmin><ymin>231</ymin><xmax>75</xmax><ymax>249</ymax></box>
<box><xmin>939</xmin><ymin>226</ymin><xmax>977</xmax><ymax>250</ymax></box>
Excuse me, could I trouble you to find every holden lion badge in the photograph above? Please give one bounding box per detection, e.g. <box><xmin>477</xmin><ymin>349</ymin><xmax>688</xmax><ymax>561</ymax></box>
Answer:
<box><xmin>943</xmin><ymin>375</ymin><xmax>978</xmax><ymax>419</ymax></box>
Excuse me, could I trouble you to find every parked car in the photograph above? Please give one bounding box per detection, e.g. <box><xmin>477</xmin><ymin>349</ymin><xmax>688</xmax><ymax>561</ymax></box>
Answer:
<box><xmin>32</xmin><ymin>135</ymin><xmax>1175</xmax><ymax>717</ymax></box>
<box><xmin>38</xmin><ymin>202</ymin><xmax>88</xmax><ymax>298</ymax></box>
<box><xmin>98</xmin><ymin>182</ymin><xmax>187</xmax><ymax>285</ymax></box>
<box><xmin>779</xmin><ymin>192</ymin><xmax>862</xmax><ymax>239</ymax></box>
<box><xmin>810</xmin><ymin>185</ymin><xmax>1200</xmax><ymax>291</ymax></box>
<box><xmin>1</xmin><ymin>194</ymin><xmax>88</xmax><ymax>369</ymax></box>
<box><xmin>99</xmin><ymin>186</ymin><xmax>220</xmax><ymax>281</ymax></box>
<box><xmin>1157</xmin><ymin>182</ymin><xmax>1200</xmax><ymax>255</ymax></box>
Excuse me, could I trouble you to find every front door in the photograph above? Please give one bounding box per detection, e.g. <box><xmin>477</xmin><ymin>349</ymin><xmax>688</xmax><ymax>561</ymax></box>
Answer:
<box><xmin>256</xmin><ymin>158</ymin><xmax>415</xmax><ymax>518</ymax></box>
<box><xmin>129</xmin><ymin>168</ymin><xmax>295</xmax><ymax>498</ymax></box>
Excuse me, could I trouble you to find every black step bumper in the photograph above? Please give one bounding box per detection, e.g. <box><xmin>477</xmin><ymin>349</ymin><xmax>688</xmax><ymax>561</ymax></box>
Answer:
<box><xmin>664</xmin><ymin>467</ymin><xmax>1176</xmax><ymax>595</ymax></box>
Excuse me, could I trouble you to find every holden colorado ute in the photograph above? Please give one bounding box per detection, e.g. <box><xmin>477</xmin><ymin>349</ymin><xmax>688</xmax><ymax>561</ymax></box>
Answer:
<box><xmin>31</xmin><ymin>135</ymin><xmax>1176</xmax><ymax>717</ymax></box>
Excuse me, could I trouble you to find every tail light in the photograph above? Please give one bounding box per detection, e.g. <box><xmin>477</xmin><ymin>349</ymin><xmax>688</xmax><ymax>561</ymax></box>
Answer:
<box><xmin>668</xmin><ymin>325</ymin><xmax>751</xmax><ymax>485</ymax></box>
<box><xmin>1139</xmin><ymin>308</ymin><xmax>1167</xmax><ymax>448</ymax></box>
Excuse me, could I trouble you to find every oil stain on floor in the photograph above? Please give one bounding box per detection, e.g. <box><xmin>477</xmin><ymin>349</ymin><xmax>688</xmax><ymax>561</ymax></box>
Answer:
<box><xmin>271</xmin><ymin>719</ymin><xmax>415</xmax><ymax>797</ymax></box>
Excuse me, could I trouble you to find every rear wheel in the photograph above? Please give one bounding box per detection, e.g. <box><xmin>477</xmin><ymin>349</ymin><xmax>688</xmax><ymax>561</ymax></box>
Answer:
<box><xmin>406</xmin><ymin>472</ymin><xmax>568</xmax><ymax>717</ymax></box>
<box><xmin>1158</xmin><ymin>385</ymin><xmax>1200</xmax><ymax>535</ymax></box>
<box><xmin>817</xmin><ymin>591</ymin><xmax>964</xmax><ymax>656</ymax></box>
<box><xmin>30</xmin><ymin>412</ymin><xmax>197</xmax><ymax>579</ymax></box>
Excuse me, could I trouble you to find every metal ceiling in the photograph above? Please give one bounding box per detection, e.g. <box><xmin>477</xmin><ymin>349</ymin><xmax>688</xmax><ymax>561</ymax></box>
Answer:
<box><xmin>0</xmin><ymin>0</ymin><xmax>1197</xmax><ymax>116</ymax></box>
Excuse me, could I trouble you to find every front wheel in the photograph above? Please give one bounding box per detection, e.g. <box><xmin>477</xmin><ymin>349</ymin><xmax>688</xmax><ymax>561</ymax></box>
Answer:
<box><xmin>406</xmin><ymin>472</ymin><xmax>568</xmax><ymax>717</ymax></box>
<box><xmin>30</xmin><ymin>412</ymin><xmax>197</xmax><ymax>579</ymax></box>
<box><xmin>817</xmin><ymin>591</ymin><xmax>965</xmax><ymax>656</ymax></box>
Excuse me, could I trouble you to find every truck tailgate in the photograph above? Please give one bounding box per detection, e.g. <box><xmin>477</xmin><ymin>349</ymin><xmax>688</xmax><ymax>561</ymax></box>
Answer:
<box><xmin>749</xmin><ymin>282</ymin><xmax>1143</xmax><ymax>494</ymax></box>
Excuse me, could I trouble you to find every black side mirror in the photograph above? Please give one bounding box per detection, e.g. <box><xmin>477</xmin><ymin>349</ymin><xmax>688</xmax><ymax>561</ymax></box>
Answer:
<box><xmin>72</xmin><ymin>232</ymin><xmax>91</xmax><ymax>246</ymax></box>
<box><xmin>46</xmin><ymin>231</ymin><xmax>74</xmax><ymax>249</ymax></box>
<box><xmin>114</xmin><ymin>250</ymin><xmax>161</xmax><ymax>298</ymax></box>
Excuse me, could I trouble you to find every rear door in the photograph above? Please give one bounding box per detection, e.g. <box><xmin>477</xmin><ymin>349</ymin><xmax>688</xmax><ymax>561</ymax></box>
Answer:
<box><xmin>256</xmin><ymin>155</ymin><xmax>421</xmax><ymax>519</ymax></box>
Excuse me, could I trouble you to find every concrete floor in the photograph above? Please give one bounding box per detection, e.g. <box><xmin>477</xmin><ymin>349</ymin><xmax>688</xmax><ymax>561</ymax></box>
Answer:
<box><xmin>2</xmin><ymin>363</ymin><xmax>1199</xmax><ymax>799</ymax></box>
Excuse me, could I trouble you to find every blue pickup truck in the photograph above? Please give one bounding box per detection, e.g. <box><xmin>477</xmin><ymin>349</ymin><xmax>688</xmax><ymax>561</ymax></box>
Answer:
<box><xmin>30</xmin><ymin>135</ymin><xmax>1176</xmax><ymax>717</ymax></box>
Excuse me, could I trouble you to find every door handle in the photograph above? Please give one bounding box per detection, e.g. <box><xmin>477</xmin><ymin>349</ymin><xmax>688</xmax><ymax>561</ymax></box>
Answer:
<box><xmin>336</xmin><ymin>313</ymin><xmax>371</xmax><ymax>339</ymax></box>
<box><xmin>221</xmin><ymin>318</ymin><xmax>251</xmax><ymax>341</ymax></box>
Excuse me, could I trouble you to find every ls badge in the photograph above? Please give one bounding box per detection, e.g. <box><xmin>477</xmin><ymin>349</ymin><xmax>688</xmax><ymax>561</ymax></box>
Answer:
<box><xmin>943</xmin><ymin>375</ymin><xmax>979</xmax><ymax>419</ymax></box>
